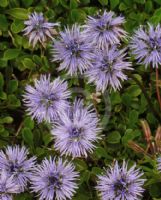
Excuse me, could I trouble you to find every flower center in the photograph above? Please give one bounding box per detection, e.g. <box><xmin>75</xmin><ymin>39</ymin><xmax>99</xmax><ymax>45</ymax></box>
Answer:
<box><xmin>97</xmin><ymin>19</ymin><xmax>110</xmax><ymax>32</ymax></box>
<box><xmin>114</xmin><ymin>178</ymin><xmax>128</xmax><ymax>195</ymax></box>
<box><xmin>66</xmin><ymin>41</ymin><xmax>80</xmax><ymax>55</ymax></box>
<box><xmin>70</xmin><ymin>127</ymin><xmax>81</xmax><ymax>139</ymax></box>
<box><xmin>9</xmin><ymin>163</ymin><xmax>20</xmax><ymax>173</ymax></box>
<box><xmin>41</xmin><ymin>93</ymin><xmax>58</xmax><ymax>108</ymax></box>
<box><xmin>48</xmin><ymin>173</ymin><xmax>61</xmax><ymax>189</ymax></box>
<box><xmin>100</xmin><ymin>60</ymin><xmax>113</xmax><ymax>73</ymax></box>
<box><xmin>149</xmin><ymin>37</ymin><xmax>161</xmax><ymax>49</ymax></box>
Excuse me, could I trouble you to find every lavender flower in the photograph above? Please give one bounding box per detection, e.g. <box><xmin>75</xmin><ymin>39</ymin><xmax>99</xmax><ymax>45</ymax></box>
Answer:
<box><xmin>96</xmin><ymin>161</ymin><xmax>145</xmax><ymax>200</ymax></box>
<box><xmin>0</xmin><ymin>170</ymin><xmax>20</xmax><ymax>200</ymax></box>
<box><xmin>23</xmin><ymin>12</ymin><xmax>59</xmax><ymax>47</ymax></box>
<box><xmin>130</xmin><ymin>24</ymin><xmax>161</xmax><ymax>68</ymax></box>
<box><xmin>30</xmin><ymin>157</ymin><xmax>79</xmax><ymax>200</ymax></box>
<box><xmin>51</xmin><ymin>99</ymin><xmax>101</xmax><ymax>158</ymax></box>
<box><xmin>83</xmin><ymin>11</ymin><xmax>127</xmax><ymax>50</ymax></box>
<box><xmin>85</xmin><ymin>46</ymin><xmax>132</xmax><ymax>92</ymax></box>
<box><xmin>52</xmin><ymin>24</ymin><xmax>94</xmax><ymax>75</ymax></box>
<box><xmin>0</xmin><ymin>146</ymin><xmax>36</xmax><ymax>192</ymax></box>
<box><xmin>23</xmin><ymin>75</ymin><xmax>71</xmax><ymax>123</ymax></box>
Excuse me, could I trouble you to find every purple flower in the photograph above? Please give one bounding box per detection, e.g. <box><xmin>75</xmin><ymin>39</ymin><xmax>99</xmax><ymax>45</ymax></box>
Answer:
<box><xmin>51</xmin><ymin>99</ymin><xmax>101</xmax><ymax>158</ymax></box>
<box><xmin>96</xmin><ymin>161</ymin><xmax>145</xmax><ymax>200</ymax></box>
<box><xmin>23</xmin><ymin>75</ymin><xmax>71</xmax><ymax>123</ymax></box>
<box><xmin>85</xmin><ymin>46</ymin><xmax>132</xmax><ymax>92</ymax></box>
<box><xmin>83</xmin><ymin>11</ymin><xmax>127</xmax><ymax>50</ymax></box>
<box><xmin>0</xmin><ymin>146</ymin><xmax>36</xmax><ymax>192</ymax></box>
<box><xmin>30</xmin><ymin>157</ymin><xmax>79</xmax><ymax>200</ymax></box>
<box><xmin>0</xmin><ymin>170</ymin><xmax>20</xmax><ymax>200</ymax></box>
<box><xmin>23</xmin><ymin>12</ymin><xmax>59</xmax><ymax>47</ymax></box>
<box><xmin>52</xmin><ymin>24</ymin><xmax>94</xmax><ymax>75</ymax></box>
<box><xmin>130</xmin><ymin>24</ymin><xmax>161</xmax><ymax>68</ymax></box>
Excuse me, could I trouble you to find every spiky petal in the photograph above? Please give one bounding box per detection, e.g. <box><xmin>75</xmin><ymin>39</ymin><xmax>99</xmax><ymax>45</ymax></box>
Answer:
<box><xmin>85</xmin><ymin>46</ymin><xmax>132</xmax><ymax>92</ymax></box>
<box><xmin>0</xmin><ymin>146</ymin><xmax>36</xmax><ymax>192</ymax></box>
<box><xmin>130</xmin><ymin>24</ymin><xmax>161</xmax><ymax>68</ymax></box>
<box><xmin>23</xmin><ymin>12</ymin><xmax>59</xmax><ymax>47</ymax></box>
<box><xmin>52</xmin><ymin>24</ymin><xmax>94</xmax><ymax>75</ymax></box>
<box><xmin>0</xmin><ymin>170</ymin><xmax>20</xmax><ymax>200</ymax></box>
<box><xmin>30</xmin><ymin>157</ymin><xmax>79</xmax><ymax>200</ymax></box>
<box><xmin>83</xmin><ymin>11</ymin><xmax>127</xmax><ymax>50</ymax></box>
<box><xmin>23</xmin><ymin>75</ymin><xmax>71</xmax><ymax>123</ymax></box>
<box><xmin>51</xmin><ymin>99</ymin><xmax>101</xmax><ymax>158</ymax></box>
<box><xmin>96</xmin><ymin>161</ymin><xmax>145</xmax><ymax>200</ymax></box>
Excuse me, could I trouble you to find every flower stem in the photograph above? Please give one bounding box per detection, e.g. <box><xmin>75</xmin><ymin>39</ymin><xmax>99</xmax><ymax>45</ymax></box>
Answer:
<box><xmin>156</xmin><ymin>68</ymin><xmax>161</xmax><ymax>110</ymax></box>
<box><xmin>129</xmin><ymin>74</ymin><xmax>161</xmax><ymax>122</ymax></box>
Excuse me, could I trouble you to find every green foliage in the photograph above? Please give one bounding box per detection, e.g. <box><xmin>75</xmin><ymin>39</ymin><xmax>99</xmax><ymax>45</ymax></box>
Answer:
<box><xmin>0</xmin><ymin>0</ymin><xmax>161</xmax><ymax>199</ymax></box>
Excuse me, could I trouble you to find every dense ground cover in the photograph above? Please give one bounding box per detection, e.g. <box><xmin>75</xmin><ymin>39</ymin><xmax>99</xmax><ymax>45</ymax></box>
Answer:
<box><xmin>1</xmin><ymin>0</ymin><xmax>161</xmax><ymax>199</ymax></box>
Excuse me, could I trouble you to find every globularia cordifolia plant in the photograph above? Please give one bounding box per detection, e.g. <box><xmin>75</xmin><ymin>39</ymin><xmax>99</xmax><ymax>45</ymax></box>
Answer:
<box><xmin>23</xmin><ymin>75</ymin><xmax>71</xmax><ymax>123</ymax></box>
<box><xmin>3</xmin><ymin>5</ymin><xmax>161</xmax><ymax>200</ymax></box>
<box><xmin>0</xmin><ymin>170</ymin><xmax>20</xmax><ymax>200</ymax></box>
<box><xmin>30</xmin><ymin>157</ymin><xmax>79</xmax><ymax>200</ymax></box>
<box><xmin>96</xmin><ymin>161</ymin><xmax>145</xmax><ymax>200</ymax></box>
<box><xmin>0</xmin><ymin>146</ymin><xmax>36</xmax><ymax>192</ymax></box>
<box><xmin>51</xmin><ymin>99</ymin><xmax>101</xmax><ymax>158</ymax></box>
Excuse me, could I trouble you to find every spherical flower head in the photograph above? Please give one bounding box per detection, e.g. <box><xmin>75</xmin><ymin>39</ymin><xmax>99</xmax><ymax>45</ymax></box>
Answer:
<box><xmin>51</xmin><ymin>99</ymin><xmax>101</xmax><ymax>158</ymax></box>
<box><xmin>23</xmin><ymin>12</ymin><xmax>59</xmax><ymax>47</ymax></box>
<box><xmin>0</xmin><ymin>146</ymin><xmax>36</xmax><ymax>192</ymax></box>
<box><xmin>83</xmin><ymin>10</ymin><xmax>127</xmax><ymax>50</ymax></box>
<box><xmin>96</xmin><ymin>161</ymin><xmax>145</xmax><ymax>200</ymax></box>
<box><xmin>0</xmin><ymin>170</ymin><xmax>20</xmax><ymax>200</ymax></box>
<box><xmin>30</xmin><ymin>157</ymin><xmax>79</xmax><ymax>200</ymax></box>
<box><xmin>23</xmin><ymin>75</ymin><xmax>71</xmax><ymax>123</ymax></box>
<box><xmin>130</xmin><ymin>23</ymin><xmax>161</xmax><ymax>68</ymax></box>
<box><xmin>85</xmin><ymin>46</ymin><xmax>132</xmax><ymax>92</ymax></box>
<box><xmin>52</xmin><ymin>24</ymin><xmax>94</xmax><ymax>75</ymax></box>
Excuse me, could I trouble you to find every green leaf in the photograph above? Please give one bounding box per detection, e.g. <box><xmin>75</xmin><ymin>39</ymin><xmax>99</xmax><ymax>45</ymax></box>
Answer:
<box><xmin>22</xmin><ymin>58</ymin><xmax>36</xmax><ymax>69</ymax></box>
<box><xmin>145</xmin><ymin>0</ymin><xmax>153</xmax><ymax>13</ymax></box>
<box><xmin>74</xmin><ymin>159</ymin><xmax>87</xmax><ymax>171</ymax></box>
<box><xmin>22</xmin><ymin>0</ymin><xmax>33</xmax><ymax>7</ymax></box>
<box><xmin>126</xmin><ymin>85</ymin><xmax>142</xmax><ymax>97</ymax></box>
<box><xmin>24</xmin><ymin>117</ymin><xmax>34</xmax><ymax>130</ymax></box>
<box><xmin>0</xmin><ymin>0</ymin><xmax>8</xmax><ymax>7</ymax></box>
<box><xmin>80</xmin><ymin>170</ymin><xmax>91</xmax><ymax>184</ymax></box>
<box><xmin>98</xmin><ymin>0</ymin><xmax>108</xmax><ymax>6</ymax></box>
<box><xmin>119</xmin><ymin>2</ymin><xmax>128</xmax><ymax>11</ymax></box>
<box><xmin>110</xmin><ymin>92</ymin><xmax>121</xmax><ymax>106</ymax></box>
<box><xmin>107</xmin><ymin>131</ymin><xmax>121</xmax><ymax>144</ymax></box>
<box><xmin>7</xmin><ymin>94</ymin><xmax>21</xmax><ymax>107</ymax></box>
<box><xmin>110</xmin><ymin>0</ymin><xmax>119</xmax><ymax>9</ymax></box>
<box><xmin>122</xmin><ymin>129</ymin><xmax>140</xmax><ymax>144</ymax></box>
<box><xmin>149</xmin><ymin>183</ymin><xmax>161</xmax><ymax>197</ymax></box>
<box><xmin>60</xmin><ymin>0</ymin><xmax>69</xmax><ymax>8</ymax></box>
<box><xmin>0</xmin><ymin>116</ymin><xmax>13</xmax><ymax>124</ymax></box>
<box><xmin>70</xmin><ymin>0</ymin><xmax>78</xmax><ymax>9</ymax></box>
<box><xmin>4</xmin><ymin>49</ymin><xmax>20</xmax><ymax>60</ymax></box>
<box><xmin>8</xmin><ymin>80</ymin><xmax>18</xmax><ymax>93</ymax></box>
<box><xmin>33</xmin><ymin>55</ymin><xmax>41</xmax><ymax>65</ymax></box>
<box><xmin>92</xmin><ymin>167</ymin><xmax>103</xmax><ymax>175</ymax></box>
<box><xmin>134</xmin><ymin>0</ymin><xmax>145</xmax><ymax>4</ymax></box>
<box><xmin>122</xmin><ymin>93</ymin><xmax>132</xmax><ymax>106</ymax></box>
<box><xmin>129</xmin><ymin>110</ymin><xmax>139</xmax><ymax>124</ymax></box>
<box><xmin>71</xmin><ymin>9</ymin><xmax>86</xmax><ymax>22</ymax></box>
<box><xmin>22</xmin><ymin>127</ymin><xmax>33</xmax><ymax>146</ymax></box>
<box><xmin>11</xmin><ymin>19</ymin><xmax>25</xmax><ymax>33</ymax></box>
<box><xmin>6</xmin><ymin>8</ymin><xmax>29</xmax><ymax>20</ymax></box>
<box><xmin>0</xmin><ymin>73</ymin><xmax>4</xmax><ymax>91</ymax></box>
<box><xmin>0</xmin><ymin>14</ymin><xmax>8</xmax><ymax>31</ymax></box>
<box><xmin>95</xmin><ymin>146</ymin><xmax>107</xmax><ymax>158</ymax></box>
